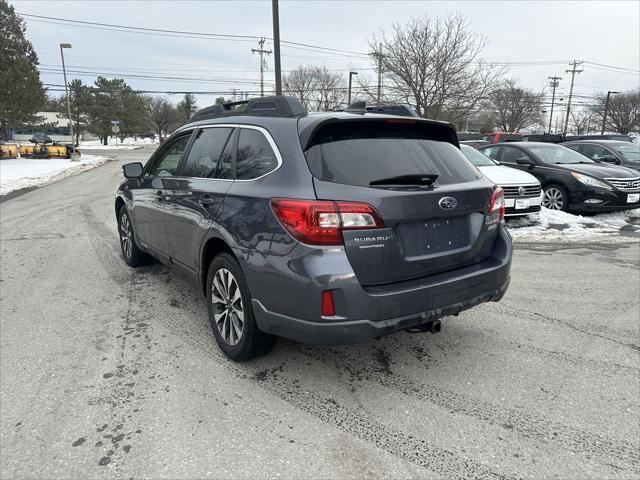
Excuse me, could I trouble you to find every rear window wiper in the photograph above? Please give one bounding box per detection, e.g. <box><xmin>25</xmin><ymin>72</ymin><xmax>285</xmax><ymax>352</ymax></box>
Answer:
<box><xmin>369</xmin><ymin>174</ymin><xmax>438</xmax><ymax>186</ymax></box>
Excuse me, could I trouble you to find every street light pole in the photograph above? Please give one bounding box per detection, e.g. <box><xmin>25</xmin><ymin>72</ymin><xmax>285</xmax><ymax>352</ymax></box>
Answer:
<box><xmin>600</xmin><ymin>91</ymin><xmax>619</xmax><ymax>135</ymax></box>
<box><xmin>347</xmin><ymin>71</ymin><xmax>358</xmax><ymax>105</ymax></box>
<box><xmin>59</xmin><ymin>43</ymin><xmax>76</xmax><ymax>151</ymax></box>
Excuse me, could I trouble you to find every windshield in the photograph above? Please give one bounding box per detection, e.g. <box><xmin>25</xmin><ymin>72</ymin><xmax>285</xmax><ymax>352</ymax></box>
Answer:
<box><xmin>615</xmin><ymin>143</ymin><xmax>640</xmax><ymax>162</ymax></box>
<box><xmin>461</xmin><ymin>145</ymin><xmax>497</xmax><ymax>167</ymax></box>
<box><xmin>304</xmin><ymin>122</ymin><xmax>481</xmax><ymax>187</ymax></box>
<box><xmin>529</xmin><ymin>144</ymin><xmax>595</xmax><ymax>164</ymax></box>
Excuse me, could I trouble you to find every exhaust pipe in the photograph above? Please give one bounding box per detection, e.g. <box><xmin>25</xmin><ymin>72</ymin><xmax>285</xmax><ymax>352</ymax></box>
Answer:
<box><xmin>430</xmin><ymin>319</ymin><xmax>441</xmax><ymax>334</ymax></box>
<box><xmin>406</xmin><ymin>318</ymin><xmax>442</xmax><ymax>334</ymax></box>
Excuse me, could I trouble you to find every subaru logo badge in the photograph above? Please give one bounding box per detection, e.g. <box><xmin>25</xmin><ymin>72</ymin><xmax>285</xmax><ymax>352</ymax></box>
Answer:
<box><xmin>438</xmin><ymin>196</ymin><xmax>457</xmax><ymax>210</ymax></box>
<box><xmin>518</xmin><ymin>186</ymin><xmax>526</xmax><ymax>196</ymax></box>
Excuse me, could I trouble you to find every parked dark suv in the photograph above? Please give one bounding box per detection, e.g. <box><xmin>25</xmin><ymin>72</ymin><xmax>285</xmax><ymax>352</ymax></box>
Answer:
<box><xmin>115</xmin><ymin>96</ymin><xmax>512</xmax><ymax>360</ymax></box>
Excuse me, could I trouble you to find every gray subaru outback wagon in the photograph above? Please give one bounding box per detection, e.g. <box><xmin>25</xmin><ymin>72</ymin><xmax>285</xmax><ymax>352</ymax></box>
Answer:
<box><xmin>115</xmin><ymin>96</ymin><xmax>512</xmax><ymax>361</ymax></box>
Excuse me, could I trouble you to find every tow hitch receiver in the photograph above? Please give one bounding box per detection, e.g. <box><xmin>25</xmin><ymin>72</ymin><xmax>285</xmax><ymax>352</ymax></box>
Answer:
<box><xmin>406</xmin><ymin>319</ymin><xmax>442</xmax><ymax>334</ymax></box>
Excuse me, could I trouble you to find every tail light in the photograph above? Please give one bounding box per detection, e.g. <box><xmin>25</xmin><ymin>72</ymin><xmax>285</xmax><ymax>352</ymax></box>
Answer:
<box><xmin>488</xmin><ymin>186</ymin><xmax>505</xmax><ymax>220</ymax></box>
<box><xmin>270</xmin><ymin>198</ymin><xmax>384</xmax><ymax>246</ymax></box>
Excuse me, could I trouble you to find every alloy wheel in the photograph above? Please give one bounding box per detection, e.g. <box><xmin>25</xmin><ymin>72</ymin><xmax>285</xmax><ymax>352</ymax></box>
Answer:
<box><xmin>119</xmin><ymin>213</ymin><xmax>133</xmax><ymax>258</ymax></box>
<box><xmin>211</xmin><ymin>268</ymin><xmax>244</xmax><ymax>346</ymax></box>
<box><xmin>542</xmin><ymin>187</ymin><xmax>565</xmax><ymax>210</ymax></box>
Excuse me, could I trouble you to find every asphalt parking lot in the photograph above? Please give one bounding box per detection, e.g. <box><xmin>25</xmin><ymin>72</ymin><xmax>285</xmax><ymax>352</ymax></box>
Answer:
<box><xmin>1</xmin><ymin>147</ymin><xmax>639</xmax><ymax>479</ymax></box>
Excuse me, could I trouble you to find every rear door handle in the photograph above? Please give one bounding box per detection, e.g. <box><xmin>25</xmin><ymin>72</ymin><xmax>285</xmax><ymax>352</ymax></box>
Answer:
<box><xmin>199</xmin><ymin>194</ymin><xmax>213</xmax><ymax>207</ymax></box>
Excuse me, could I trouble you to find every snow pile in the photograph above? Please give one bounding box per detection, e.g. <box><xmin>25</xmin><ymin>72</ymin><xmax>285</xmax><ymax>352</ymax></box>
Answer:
<box><xmin>508</xmin><ymin>207</ymin><xmax>640</xmax><ymax>241</ymax></box>
<box><xmin>0</xmin><ymin>155</ymin><xmax>110</xmax><ymax>195</ymax></box>
<box><xmin>79</xmin><ymin>136</ymin><xmax>158</xmax><ymax>150</ymax></box>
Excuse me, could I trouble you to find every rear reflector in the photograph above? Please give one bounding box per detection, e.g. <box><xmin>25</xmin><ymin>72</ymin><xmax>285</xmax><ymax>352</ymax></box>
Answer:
<box><xmin>488</xmin><ymin>186</ymin><xmax>505</xmax><ymax>220</ymax></box>
<box><xmin>321</xmin><ymin>290</ymin><xmax>335</xmax><ymax>316</ymax></box>
<box><xmin>270</xmin><ymin>198</ymin><xmax>384</xmax><ymax>246</ymax></box>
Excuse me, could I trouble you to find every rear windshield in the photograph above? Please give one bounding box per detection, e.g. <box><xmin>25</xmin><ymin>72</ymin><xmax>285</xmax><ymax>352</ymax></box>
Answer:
<box><xmin>304</xmin><ymin>121</ymin><xmax>480</xmax><ymax>187</ymax></box>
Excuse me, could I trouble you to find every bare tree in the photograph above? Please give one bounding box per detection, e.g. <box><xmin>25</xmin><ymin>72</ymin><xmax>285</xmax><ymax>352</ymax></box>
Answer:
<box><xmin>283</xmin><ymin>66</ymin><xmax>320</xmax><ymax>111</ymax></box>
<box><xmin>569</xmin><ymin>108</ymin><xmax>597</xmax><ymax>135</ymax></box>
<box><xmin>370</xmin><ymin>14</ymin><xmax>505</xmax><ymax>122</ymax></box>
<box><xmin>487</xmin><ymin>79</ymin><xmax>544</xmax><ymax>131</ymax></box>
<box><xmin>144</xmin><ymin>96</ymin><xmax>179</xmax><ymax>137</ymax></box>
<box><xmin>315</xmin><ymin>67</ymin><xmax>347</xmax><ymax>111</ymax></box>
<box><xmin>283</xmin><ymin>65</ymin><xmax>347</xmax><ymax>111</ymax></box>
<box><xmin>587</xmin><ymin>89</ymin><xmax>639</xmax><ymax>134</ymax></box>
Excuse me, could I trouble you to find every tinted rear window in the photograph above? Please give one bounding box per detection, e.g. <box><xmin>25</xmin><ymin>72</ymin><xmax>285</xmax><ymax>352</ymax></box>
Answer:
<box><xmin>457</xmin><ymin>132</ymin><xmax>483</xmax><ymax>141</ymax></box>
<box><xmin>304</xmin><ymin>122</ymin><xmax>480</xmax><ymax>187</ymax></box>
<box><xmin>497</xmin><ymin>134</ymin><xmax>522</xmax><ymax>142</ymax></box>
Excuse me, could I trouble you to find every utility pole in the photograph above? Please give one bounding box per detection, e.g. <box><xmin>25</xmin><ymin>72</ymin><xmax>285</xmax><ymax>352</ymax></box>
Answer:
<box><xmin>563</xmin><ymin>60</ymin><xmax>583</xmax><ymax>135</ymax></box>
<box><xmin>547</xmin><ymin>76</ymin><xmax>562</xmax><ymax>133</ymax></box>
<box><xmin>601</xmin><ymin>90</ymin><xmax>619</xmax><ymax>134</ymax></box>
<box><xmin>252</xmin><ymin>38</ymin><xmax>272</xmax><ymax>97</ymax></box>
<box><xmin>272</xmin><ymin>0</ymin><xmax>282</xmax><ymax>95</ymax></box>
<box><xmin>372</xmin><ymin>44</ymin><xmax>383</xmax><ymax>103</ymax></box>
<box><xmin>348</xmin><ymin>71</ymin><xmax>358</xmax><ymax>105</ymax></box>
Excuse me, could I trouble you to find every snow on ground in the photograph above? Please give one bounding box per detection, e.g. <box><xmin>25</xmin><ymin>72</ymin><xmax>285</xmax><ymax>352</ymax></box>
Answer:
<box><xmin>79</xmin><ymin>136</ymin><xmax>158</xmax><ymax>150</ymax></box>
<box><xmin>0</xmin><ymin>155</ymin><xmax>110</xmax><ymax>195</ymax></box>
<box><xmin>507</xmin><ymin>207</ymin><xmax>640</xmax><ymax>242</ymax></box>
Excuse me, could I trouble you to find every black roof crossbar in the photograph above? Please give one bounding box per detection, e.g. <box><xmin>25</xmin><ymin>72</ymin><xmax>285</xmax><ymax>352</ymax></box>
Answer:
<box><xmin>343</xmin><ymin>101</ymin><xmax>420</xmax><ymax>118</ymax></box>
<box><xmin>190</xmin><ymin>95</ymin><xmax>307</xmax><ymax>122</ymax></box>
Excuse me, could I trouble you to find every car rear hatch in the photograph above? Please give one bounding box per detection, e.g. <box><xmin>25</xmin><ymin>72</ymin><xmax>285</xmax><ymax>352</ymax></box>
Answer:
<box><xmin>300</xmin><ymin>118</ymin><xmax>500</xmax><ymax>286</ymax></box>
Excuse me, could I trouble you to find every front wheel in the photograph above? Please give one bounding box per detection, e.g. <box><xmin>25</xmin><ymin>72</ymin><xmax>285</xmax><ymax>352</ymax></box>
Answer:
<box><xmin>206</xmin><ymin>253</ymin><xmax>276</xmax><ymax>361</ymax></box>
<box><xmin>541</xmin><ymin>184</ymin><xmax>569</xmax><ymax>211</ymax></box>
<box><xmin>117</xmin><ymin>206</ymin><xmax>151</xmax><ymax>267</ymax></box>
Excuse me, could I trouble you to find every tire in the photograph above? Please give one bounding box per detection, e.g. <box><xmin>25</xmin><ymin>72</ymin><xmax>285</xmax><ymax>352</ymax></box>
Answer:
<box><xmin>541</xmin><ymin>184</ymin><xmax>569</xmax><ymax>211</ymax></box>
<box><xmin>206</xmin><ymin>253</ymin><xmax>276</xmax><ymax>361</ymax></box>
<box><xmin>117</xmin><ymin>206</ymin><xmax>152</xmax><ymax>267</ymax></box>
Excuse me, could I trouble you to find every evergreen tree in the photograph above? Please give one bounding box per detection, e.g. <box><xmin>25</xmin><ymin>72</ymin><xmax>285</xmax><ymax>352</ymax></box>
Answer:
<box><xmin>58</xmin><ymin>79</ymin><xmax>91</xmax><ymax>145</ymax></box>
<box><xmin>177</xmin><ymin>93</ymin><xmax>198</xmax><ymax>121</ymax></box>
<box><xmin>0</xmin><ymin>1</ymin><xmax>46</xmax><ymax>140</ymax></box>
<box><xmin>86</xmin><ymin>77</ymin><xmax>145</xmax><ymax>144</ymax></box>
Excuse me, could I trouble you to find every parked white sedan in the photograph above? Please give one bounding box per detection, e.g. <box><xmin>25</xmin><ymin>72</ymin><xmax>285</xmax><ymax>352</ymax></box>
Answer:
<box><xmin>461</xmin><ymin>145</ymin><xmax>542</xmax><ymax>217</ymax></box>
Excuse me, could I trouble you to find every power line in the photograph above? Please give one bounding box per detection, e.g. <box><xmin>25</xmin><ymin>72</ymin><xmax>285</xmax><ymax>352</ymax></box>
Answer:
<box><xmin>18</xmin><ymin>13</ymin><xmax>370</xmax><ymax>58</ymax></box>
<box><xmin>38</xmin><ymin>67</ymin><xmax>274</xmax><ymax>86</ymax></box>
<box><xmin>583</xmin><ymin>61</ymin><xmax>640</xmax><ymax>73</ymax></box>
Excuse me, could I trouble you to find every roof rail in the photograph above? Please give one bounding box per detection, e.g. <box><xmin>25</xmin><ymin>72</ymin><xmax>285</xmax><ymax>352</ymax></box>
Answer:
<box><xmin>190</xmin><ymin>95</ymin><xmax>307</xmax><ymax>122</ymax></box>
<box><xmin>343</xmin><ymin>101</ymin><xmax>419</xmax><ymax>118</ymax></box>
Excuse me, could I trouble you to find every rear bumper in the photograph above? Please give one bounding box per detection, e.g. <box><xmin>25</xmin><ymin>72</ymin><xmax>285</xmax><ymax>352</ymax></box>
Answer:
<box><xmin>253</xmin><ymin>277</ymin><xmax>509</xmax><ymax>344</ymax></box>
<box><xmin>251</xmin><ymin>225</ymin><xmax>512</xmax><ymax>345</ymax></box>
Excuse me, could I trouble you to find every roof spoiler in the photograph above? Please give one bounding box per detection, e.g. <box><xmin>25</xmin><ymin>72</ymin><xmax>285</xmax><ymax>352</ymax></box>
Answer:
<box><xmin>190</xmin><ymin>95</ymin><xmax>307</xmax><ymax>122</ymax></box>
<box><xmin>343</xmin><ymin>101</ymin><xmax>420</xmax><ymax>118</ymax></box>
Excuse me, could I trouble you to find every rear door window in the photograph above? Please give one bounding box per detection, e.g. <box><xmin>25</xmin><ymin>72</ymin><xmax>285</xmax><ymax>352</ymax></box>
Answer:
<box><xmin>304</xmin><ymin>122</ymin><xmax>480</xmax><ymax>187</ymax></box>
<box><xmin>236</xmin><ymin>128</ymin><xmax>279</xmax><ymax>180</ymax></box>
<box><xmin>181</xmin><ymin>127</ymin><xmax>233</xmax><ymax>178</ymax></box>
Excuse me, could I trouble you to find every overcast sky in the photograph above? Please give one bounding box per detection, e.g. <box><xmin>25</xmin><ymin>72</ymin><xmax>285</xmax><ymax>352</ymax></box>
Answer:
<box><xmin>12</xmin><ymin>0</ymin><xmax>640</xmax><ymax>109</ymax></box>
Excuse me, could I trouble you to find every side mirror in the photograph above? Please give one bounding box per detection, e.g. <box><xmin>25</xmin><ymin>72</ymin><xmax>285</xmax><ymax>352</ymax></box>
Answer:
<box><xmin>601</xmin><ymin>155</ymin><xmax>622</xmax><ymax>165</ymax></box>
<box><xmin>516</xmin><ymin>156</ymin><xmax>534</xmax><ymax>165</ymax></box>
<box><xmin>123</xmin><ymin>162</ymin><xmax>143</xmax><ymax>178</ymax></box>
